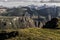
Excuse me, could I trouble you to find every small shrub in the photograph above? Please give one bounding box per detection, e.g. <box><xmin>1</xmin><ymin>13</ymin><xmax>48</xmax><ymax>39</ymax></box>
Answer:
<box><xmin>43</xmin><ymin>18</ymin><xmax>58</xmax><ymax>29</ymax></box>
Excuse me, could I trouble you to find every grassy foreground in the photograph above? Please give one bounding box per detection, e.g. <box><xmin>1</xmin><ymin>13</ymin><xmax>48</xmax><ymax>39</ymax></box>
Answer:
<box><xmin>1</xmin><ymin>28</ymin><xmax>60</xmax><ymax>40</ymax></box>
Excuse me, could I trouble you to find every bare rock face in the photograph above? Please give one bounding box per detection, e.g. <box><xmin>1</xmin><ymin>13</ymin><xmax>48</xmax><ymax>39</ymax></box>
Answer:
<box><xmin>18</xmin><ymin>17</ymin><xmax>35</xmax><ymax>28</ymax></box>
<box><xmin>0</xmin><ymin>17</ymin><xmax>35</xmax><ymax>29</ymax></box>
<box><xmin>0</xmin><ymin>16</ymin><xmax>46</xmax><ymax>29</ymax></box>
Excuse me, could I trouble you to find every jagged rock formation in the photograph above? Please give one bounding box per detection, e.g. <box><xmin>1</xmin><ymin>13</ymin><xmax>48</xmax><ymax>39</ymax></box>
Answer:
<box><xmin>0</xmin><ymin>16</ymin><xmax>36</xmax><ymax>29</ymax></box>
<box><xmin>0</xmin><ymin>17</ymin><xmax>59</xmax><ymax>29</ymax></box>
<box><xmin>17</xmin><ymin>17</ymin><xmax>35</xmax><ymax>28</ymax></box>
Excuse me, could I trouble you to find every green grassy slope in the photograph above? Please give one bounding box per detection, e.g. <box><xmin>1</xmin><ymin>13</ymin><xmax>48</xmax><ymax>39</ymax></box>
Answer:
<box><xmin>3</xmin><ymin>28</ymin><xmax>60</xmax><ymax>40</ymax></box>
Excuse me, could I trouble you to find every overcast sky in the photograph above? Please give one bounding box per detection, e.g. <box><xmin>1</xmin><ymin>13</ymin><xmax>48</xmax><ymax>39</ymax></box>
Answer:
<box><xmin>0</xmin><ymin>0</ymin><xmax>48</xmax><ymax>2</ymax></box>
<box><xmin>0</xmin><ymin>0</ymin><xmax>60</xmax><ymax>2</ymax></box>
<box><xmin>0</xmin><ymin>0</ymin><xmax>60</xmax><ymax>7</ymax></box>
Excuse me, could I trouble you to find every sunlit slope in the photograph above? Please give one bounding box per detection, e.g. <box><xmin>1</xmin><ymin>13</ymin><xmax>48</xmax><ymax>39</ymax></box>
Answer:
<box><xmin>3</xmin><ymin>28</ymin><xmax>60</xmax><ymax>40</ymax></box>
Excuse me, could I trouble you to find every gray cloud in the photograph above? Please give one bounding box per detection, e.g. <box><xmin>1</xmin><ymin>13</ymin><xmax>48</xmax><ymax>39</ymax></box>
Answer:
<box><xmin>0</xmin><ymin>0</ymin><xmax>30</xmax><ymax>2</ymax></box>
<box><xmin>0</xmin><ymin>0</ymin><xmax>41</xmax><ymax>2</ymax></box>
<box><xmin>0</xmin><ymin>0</ymin><xmax>60</xmax><ymax>2</ymax></box>
<box><xmin>0</xmin><ymin>0</ymin><xmax>60</xmax><ymax>7</ymax></box>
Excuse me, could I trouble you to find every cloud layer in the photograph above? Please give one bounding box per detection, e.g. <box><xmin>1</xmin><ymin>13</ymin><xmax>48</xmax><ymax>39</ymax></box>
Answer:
<box><xmin>0</xmin><ymin>0</ymin><xmax>60</xmax><ymax>7</ymax></box>
<box><xmin>0</xmin><ymin>0</ymin><xmax>50</xmax><ymax>2</ymax></box>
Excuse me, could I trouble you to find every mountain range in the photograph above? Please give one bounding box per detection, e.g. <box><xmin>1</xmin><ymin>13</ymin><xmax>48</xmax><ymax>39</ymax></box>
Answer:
<box><xmin>1</xmin><ymin>5</ymin><xmax>60</xmax><ymax>21</ymax></box>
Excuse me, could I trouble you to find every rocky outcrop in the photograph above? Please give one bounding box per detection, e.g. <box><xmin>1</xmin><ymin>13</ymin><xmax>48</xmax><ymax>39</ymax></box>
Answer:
<box><xmin>0</xmin><ymin>16</ymin><xmax>36</xmax><ymax>29</ymax></box>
